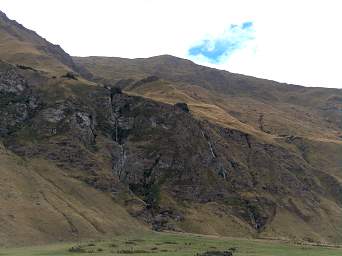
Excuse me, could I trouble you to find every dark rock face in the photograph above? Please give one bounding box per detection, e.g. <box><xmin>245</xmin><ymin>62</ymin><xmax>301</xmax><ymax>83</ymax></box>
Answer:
<box><xmin>151</xmin><ymin>208</ymin><xmax>184</xmax><ymax>231</ymax></box>
<box><xmin>15</xmin><ymin>64</ymin><xmax>37</xmax><ymax>71</ymax></box>
<box><xmin>130</xmin><ymin>76</ymin><xmax>159</xmax><ymax>90</ymax></box>
<box><xmin>1</xmin><ymin>62</ymin><xmax>341</xmax><ymax>235</ymax></box>
<box><xmin>0</xmin><ymin>61</ymin><xmax>39</xmax><ymax>135</ymax></box>
<box><xmin>0</xmin><ymin>63</ymin><xmax>27</xmax><ymax>94</ymax></box>
<box><xmin>110</xmin><ymin>86</ymin><xmax>122</xmax><ymax>96</ymax></box>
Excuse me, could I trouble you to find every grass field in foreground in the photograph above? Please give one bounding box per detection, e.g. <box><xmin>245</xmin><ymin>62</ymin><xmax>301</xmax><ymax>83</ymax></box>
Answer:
<box><xmin>1</xmin><ymin>232</ymin><xmax>341</xmax><ymax>256</ymax></box>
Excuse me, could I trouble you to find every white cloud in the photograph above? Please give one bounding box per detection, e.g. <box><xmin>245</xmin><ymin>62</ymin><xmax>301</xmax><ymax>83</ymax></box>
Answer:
<box><xmin>188</xmin><ymin>22</ymin><xmax>255</xmax><ymax>64</ymax></box>
<box><xmin>0</xmin><ymin>0</ymin><xmax>341</xmax><ymax>88</ymax></box>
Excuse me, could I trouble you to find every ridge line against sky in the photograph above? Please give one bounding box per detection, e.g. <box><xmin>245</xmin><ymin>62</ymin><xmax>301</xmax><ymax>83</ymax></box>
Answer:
<box><xmin>0</xmin><ymin>0</ymin><xmax>342</xmax><ymax>88</ymax></box>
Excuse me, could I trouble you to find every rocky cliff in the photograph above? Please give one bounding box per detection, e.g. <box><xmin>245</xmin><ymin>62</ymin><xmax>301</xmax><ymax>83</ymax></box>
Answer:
<box><xmin>1</xmin><ymin>59</ymin><xmax>342</xmax><ymax>244</ymax></box>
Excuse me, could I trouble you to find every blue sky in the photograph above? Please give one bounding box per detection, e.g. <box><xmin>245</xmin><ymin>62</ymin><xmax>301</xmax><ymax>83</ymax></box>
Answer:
<box><xmin>0</xmin><ymin>0</ymin><xmax>341</xmax><ymax>88</ymax></box>
<box><xmin>188</xmin><ymin>22</ymin><xmax>255</xmax><ymax>64</ymax></box>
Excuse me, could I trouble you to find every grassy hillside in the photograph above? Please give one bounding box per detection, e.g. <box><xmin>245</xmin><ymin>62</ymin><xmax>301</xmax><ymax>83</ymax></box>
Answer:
<box><xmin>0</xmin><ymin>143</ymin><xmax>145</xmax><ymax>246</ymax></box>
<box><xmin>0</xmin><ymin>11</ymin><xmax>90</xmax><ymax>76</ymax></box>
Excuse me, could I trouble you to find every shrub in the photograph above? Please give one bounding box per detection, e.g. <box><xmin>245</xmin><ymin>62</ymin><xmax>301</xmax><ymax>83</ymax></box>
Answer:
<box><xmin>68</xmin><ymin>245</ymin><xmax>86</xmax><ymax>253</ymax></box>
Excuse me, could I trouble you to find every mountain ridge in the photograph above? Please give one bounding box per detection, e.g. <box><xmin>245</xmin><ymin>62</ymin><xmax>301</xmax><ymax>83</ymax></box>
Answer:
<box><xmin>74</xmin><ymin>55</ymin><xmax>341</xmax><ymax>141</ymax></box>
<box><xmin>0</xmin><ymin>10</ymin><xmax>91</xmax><ymax>77</ymax></box>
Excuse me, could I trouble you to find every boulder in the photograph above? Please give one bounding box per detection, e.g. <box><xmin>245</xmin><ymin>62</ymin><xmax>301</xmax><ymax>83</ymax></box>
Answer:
<box><xmin>61</xmin><ymin>72</ymin><xmax>78</xmax><ymax>80</ymax></box>
<box><xmin>174</xmin><ymin>102</ymin><xmax>190</xmax><ymax>112</ymax></box>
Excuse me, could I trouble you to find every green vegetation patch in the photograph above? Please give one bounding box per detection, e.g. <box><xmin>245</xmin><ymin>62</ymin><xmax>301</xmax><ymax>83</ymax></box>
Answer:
<box><xmin>1</xmin><ymin>232</ymin><xmax>341</xmax><ymax>256</ymax></box>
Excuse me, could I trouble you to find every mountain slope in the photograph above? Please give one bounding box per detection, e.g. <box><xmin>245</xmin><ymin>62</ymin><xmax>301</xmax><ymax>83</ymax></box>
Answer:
<box><xmin>0</xmin><ymin>11</ymin><xmax>90</xmax><ymax>77</ymax></box>
<box><xmin>73</xmin><ymin>55</ymin><xmax>342</xmax><ymax>242</ymax></box>
<box><xmin>74</xmin><ymin>55</ymin><xmax>341</xmax><ymax>141</ymax></box>
<box><xmin>0</xmin><ymin>10</ymin><xmax>342</xmax><ymax>246</ymax></box>
<box><xmin>1</xmin><ymin>59</ymin><xmax>342</xmax><ymax>244</ymax></box>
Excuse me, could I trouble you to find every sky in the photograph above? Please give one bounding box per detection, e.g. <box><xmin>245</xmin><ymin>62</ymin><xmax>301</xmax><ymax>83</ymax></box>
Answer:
<box><xmin>0</xmin><ymin>0</ymin><xmax>342</xmax><ymax>88</ymax></box>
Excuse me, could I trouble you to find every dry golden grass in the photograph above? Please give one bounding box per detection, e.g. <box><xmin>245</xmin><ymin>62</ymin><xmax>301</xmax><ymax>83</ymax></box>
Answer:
<box><xmin>0</xmin><ymin>36</ymin><xmax>71</xmax><ymax>75</ymax></box>
<box><xmin>0</xmin><ymin>15</ymin><xmax>75</xmax><ymax>75</ymax></box>
<box><xmin>0</xmin><ymin>143</ymin><xmax>145</xmax><ymax>247</ymax></box>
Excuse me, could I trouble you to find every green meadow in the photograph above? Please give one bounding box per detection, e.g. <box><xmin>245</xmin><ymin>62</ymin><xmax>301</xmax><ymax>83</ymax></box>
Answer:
<box><xmin>1</xmin><ymin>232</ymin><xmax>341</xmax><ymax>256</ymax></box>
